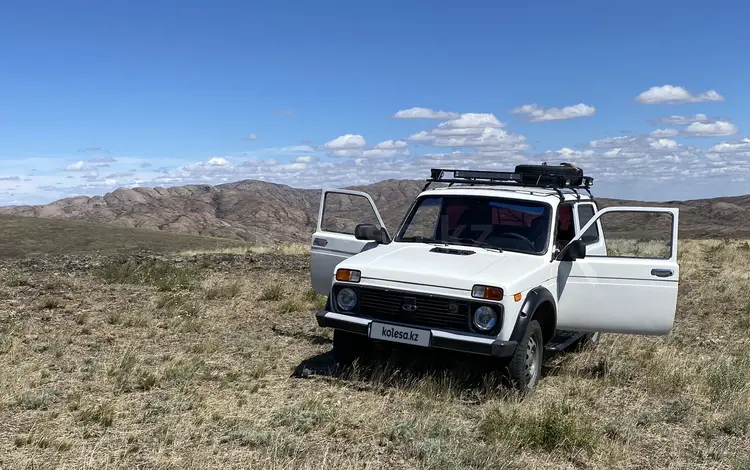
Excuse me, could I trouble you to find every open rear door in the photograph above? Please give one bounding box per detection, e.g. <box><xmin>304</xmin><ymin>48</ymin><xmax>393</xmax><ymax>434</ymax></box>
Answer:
<box><xmin>310</xmin><ymin>189</ymin><xmax>388</xmax><ymax>295</ymax></box>
<box><xmin>556</xmin><ymin>206</ymin><xmax>679</xmax><ymax>335</ymax></box>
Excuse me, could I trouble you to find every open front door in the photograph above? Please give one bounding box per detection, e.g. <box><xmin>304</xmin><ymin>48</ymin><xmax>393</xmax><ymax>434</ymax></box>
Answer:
<box><xmin>310</xmin><ymin>189</ymin><xmax>388</xmax><ymax>295</ymax></box>
<box><xmin>555</xmin><ymin>206</ymin><xmax>680</xmax><ymax>335</ymax></box>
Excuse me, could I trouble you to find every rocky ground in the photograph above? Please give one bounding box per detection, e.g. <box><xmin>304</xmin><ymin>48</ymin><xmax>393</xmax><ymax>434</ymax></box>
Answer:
<box><xmin>0</xmin><ymin>242</ymin><xmax>749</xmax><ymax>469</ymax></box>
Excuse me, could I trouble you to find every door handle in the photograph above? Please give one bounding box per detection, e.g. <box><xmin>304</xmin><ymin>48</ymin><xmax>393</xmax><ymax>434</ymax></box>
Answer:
<box><xmin>651</xmin><ymin>268</ymin><xmax>673</xmax><ymax>277</ymax></box>
<box><xmin>313</xmin><ymin>238</ymin><xmax>328</xmax><ymax>247</ymax></box>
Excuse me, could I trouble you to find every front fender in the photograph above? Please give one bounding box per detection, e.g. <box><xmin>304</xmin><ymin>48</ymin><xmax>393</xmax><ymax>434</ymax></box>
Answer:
<box><xmin>508</xmin><ymin>286</ymin><xmax>556</xmax><ymax>343</ymax></box>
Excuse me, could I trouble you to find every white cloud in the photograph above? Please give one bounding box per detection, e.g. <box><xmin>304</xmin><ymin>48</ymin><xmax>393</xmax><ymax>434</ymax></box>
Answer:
<box><xmin>184</xmin><ymin>157</ymin><xmax>235</xmax><ymax>174</ymax></box>
<box><xmin>432</xmin><ymin>127</ymin><xmax>527</xmax><ymax>149</ymax></box>
<box><xmin>407</xmin><ymin>131</ymin><xmax>434</xmax><ymax>141</ymax></box>
<box><xmin>89</xmin><ymin>157</ymin><xmax>117</xmax><ymax>163</ymax></box>
<box><xmin>683</xmin><ymin>121</ymin><xmax>738</xmax><ymax>137</ymax></box>
<box><xmin>649</xmin><ymin>138</ymin><xmax>679</xmax><ymax>150</ymax></box>
<box><xmin>243</xmin><ymin>134</ymin><xmax>258</xmax><ymax>141</ymax></box>
<box><xmin>589</xmin><ymin>136</ymin><xmax>639</xmax><ymax>149</ymax></box>
<box><xmin>710</xmin><ymin>138</ymin><xmax>750</xmax><ymax>153</ymax></box>
<box><xmin>322</xmin><ymin>134</ymin><xmax>366</xmax><ymax>150</ymax></box>
<box><xmin>393</xmin><ymin>107</ymin><xmax>459</xmax><ymax>119</ymax></box>
<box><xmin>328</xmin><ymin>149</ymin><xmax>363</xmax><ymax>158</ymax></box>
<box><xmin>64</xmin><ymin>161</ymin><xmax>90</xmax><ymax>171</ymax></box>
<box><xmin>436</xmin><ymin>113</ymin><xmax>504</xmax><ymax>130</ymax></box>
<box><xmin>650</xmin><ymin>128</ymin><xmax>679</xmax><ymax>138</ymax></box>
<box><xmin>374</xmin><ymin>140</ymin><xmax>408</xmax><ymax>149</ymax></box>
<box><xmin>510</xmin><ymin>103</ymin><xmax>596</xmax><ymax>122</ymax></box>
<box><xmin>636</xmin><ymin>85</ymin><xmax>725</xmax><ymax>104</ymax></box>
<box><xmin>361</xmin><ymin>148</ymin><xmax>410</xmax><ymax>158</ymax></box>
<box><xmin>654</xmin><ymin>114</ymin><xmax>710</xmax><ymax>125</ymax></box>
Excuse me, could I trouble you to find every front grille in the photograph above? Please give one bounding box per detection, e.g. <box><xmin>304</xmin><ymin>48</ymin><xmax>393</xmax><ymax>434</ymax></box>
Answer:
<box><xmin>352</xmin><ymin>286</ymin><xmax>472</xmax><ymax>332</ymax></box>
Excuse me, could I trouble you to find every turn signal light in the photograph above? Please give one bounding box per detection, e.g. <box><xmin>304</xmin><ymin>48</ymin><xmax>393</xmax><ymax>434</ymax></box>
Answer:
<box><xmin>335</xmin><ymin>269</ymin><xmax>361</xmax><ymax>282</ymax></box>
<box><xmin>472</xmin><ymin>285</ymin><xmax>503</xmax><ymax>301</ymax></box>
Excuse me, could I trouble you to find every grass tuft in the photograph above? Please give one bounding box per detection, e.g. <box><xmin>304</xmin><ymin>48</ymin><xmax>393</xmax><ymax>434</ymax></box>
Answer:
<box><xmin>99</xmin><ymin>259</ymin><xmax>201</xmax><ymax>291</ymax></box>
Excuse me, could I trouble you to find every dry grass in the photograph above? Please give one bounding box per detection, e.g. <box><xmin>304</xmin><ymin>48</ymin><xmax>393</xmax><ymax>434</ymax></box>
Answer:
<box><xmin>0</xmin><ymin>214</ymin><xmax>245</xmax><ymax>259</ymax></box>
<box><xmin>0</xmin><ymin>239</ymin><xmax>749</xmax><ymax>469</ymax></box>
<box><xmin>180</xmin><ymin>243</ymin><xmax>310</xmax><ymax>257</ymax></box>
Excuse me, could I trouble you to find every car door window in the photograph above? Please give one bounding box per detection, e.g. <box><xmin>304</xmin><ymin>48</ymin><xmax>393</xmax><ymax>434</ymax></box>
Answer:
<box><xmin>320</xmin><ymin>192</ymin><xmax>382</xmax><ymax>235</ymax></box>
<box><xmin>555</xmin><ymin>204</ymin><xmax>576</xmax><ymax>250</ymax></box>
<box><xmin>591</xmin><ymin>210</ymin><xmax>674</xmax><ymax>259</ymax></box>
<box><xmin>576</xmin><ymin>203</ymin><xmax>600</xmax><ymax>244</ymax></box>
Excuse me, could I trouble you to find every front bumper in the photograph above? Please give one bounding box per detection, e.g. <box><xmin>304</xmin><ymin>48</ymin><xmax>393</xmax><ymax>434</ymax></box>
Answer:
<box><xmin>316</xmin><ymin>309</ymin><xmax>518</xmax><ymax>358</ymax></box>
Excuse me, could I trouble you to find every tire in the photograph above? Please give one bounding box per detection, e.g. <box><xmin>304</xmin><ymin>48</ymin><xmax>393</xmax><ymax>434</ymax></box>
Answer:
<box><xmin>507</xmin><ymin>320</ymin><xmax>544</xmax><ymax>393</ymax></box>
<box><xmin>332</xmin><ymin>329</ymin><xmax>368</xmax><ymax>367</ymax></box>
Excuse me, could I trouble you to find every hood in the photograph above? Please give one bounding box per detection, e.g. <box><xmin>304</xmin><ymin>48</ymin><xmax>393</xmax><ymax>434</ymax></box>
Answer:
<box><xmin>339</xmin><ymin>242</ymin><xmax>547</xmax><ymax>291</ymax></box>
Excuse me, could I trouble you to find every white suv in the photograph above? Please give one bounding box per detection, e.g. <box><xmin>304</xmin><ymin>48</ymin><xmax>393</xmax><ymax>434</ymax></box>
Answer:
<box><xmin>310</xmin><ymin>166</ymin><xmax>680</xmax><ymax>391</ymax></box>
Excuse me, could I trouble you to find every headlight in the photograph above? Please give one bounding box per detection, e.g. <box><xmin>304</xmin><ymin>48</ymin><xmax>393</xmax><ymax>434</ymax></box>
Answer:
<box><xmin>336</xmin><ymin>287</ymin><xmax>357</xmax><ymax>311</ymax></box>
<box><xmin>473</xmin><ymin>306</ymin><xmax>498</xmax><ymax>331</ymax></box>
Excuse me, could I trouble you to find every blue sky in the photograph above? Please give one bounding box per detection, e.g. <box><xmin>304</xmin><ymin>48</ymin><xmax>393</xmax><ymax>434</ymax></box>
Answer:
<box><xmin>1</xmin><ymin>0</ymin><xmax>748</xmax><ymax>205</ymax></box>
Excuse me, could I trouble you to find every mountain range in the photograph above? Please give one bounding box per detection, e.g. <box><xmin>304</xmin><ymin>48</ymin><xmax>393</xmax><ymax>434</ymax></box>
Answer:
<box><xmin>1</xmin><ymin>179</ymin><xmax>749</xmax><ymax>243</ymax></box>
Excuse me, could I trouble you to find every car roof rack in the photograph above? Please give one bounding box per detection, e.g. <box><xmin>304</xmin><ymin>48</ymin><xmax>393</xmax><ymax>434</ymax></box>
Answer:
<box><xmin>422</xmin><ymin>164</ymin><xmax>594</xmax><ymax>200</ymax></box>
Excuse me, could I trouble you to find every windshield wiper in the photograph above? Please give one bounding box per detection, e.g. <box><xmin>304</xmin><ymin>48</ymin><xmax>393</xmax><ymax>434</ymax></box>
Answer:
<box><xmin>447</xmin><ymin>237</ymin><xmax>503</xmax><ymax>252</ymax></box>
<box><xmin>399</xmin><ymin>236</ymin><xmax>448</xmax><ymax>245</ymax></box>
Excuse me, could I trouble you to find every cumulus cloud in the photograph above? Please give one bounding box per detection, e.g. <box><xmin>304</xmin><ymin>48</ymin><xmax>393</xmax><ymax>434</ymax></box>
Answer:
<box><xmin>683</xmin><ymin>121</ymin><xmax>738</xmax><ymax>137</ymax></box>
<box><xmin>88</xmin><ymin>156</ymin><xmax>117</xmax><ymax>163</ymax></box>
<box><xmin>650</xmin><ymin>128</ymin><xmax>679</xmax><ymax>138</ymax></box>
<box><xmin>322</xmin><ymin>134</ymin><xmax>366</xmax><ymax>150</ymax></box>
<box><xmin>327</xmin><ymin>149</ymin><xmax>362</xmax><ymax>158</ymax></box>
<box><xmin>140</xmin><ymin>162</ymin><xmax>153</xmax><ymax>168</ymax></box>
<box><xmin>0</xmin><ymin>176</ymin><xmax>21</xmax><ymax>181</ymax></box>
<box><xmin>510</xmin><ymin>103</ymin><xmax>596</xmax><ymax>122</ymax></box>
<box><xmin>243</xmin><ymin>134</ymin><xmax>258</xmax><ymax>141</ymax></box>
<box><xmin>393</xmin><ymin>107</ymin><xmax>459</xmax><ymax>119</ymax></box>
<box><xmin>636</xmin><ymin>85</ymin><xmax>725</xmax><ymax>104</ymax></box>
<box><xmin>436</xmin><ymin>113</ymin><xmax>504</xmax><ymax>130</ymax></box>
<box><xmin>649</xmin><ymin>138</ymin><xmax>679</xmax><ymax>150</ymax></box>
<box><xmin>64</xmin><ymin>161</ymin><xmax>90</xmax><ymax>171</ymax></box>
<box><xmin>184</xmin><ymin>157</ymin><xmax>235</xmax><ymax>174</ymax></box>
<box><xmin>710</xmin><ymin>138</ymin><xmax>750</xmax><ymax>153</ymax></box>
<box><xmin>431</xmin><ymin>127</ymin><xmax>527</xmax><ymax>149</ymax></box>
<box><xmin>653</xmin><ymin>114</ymin><xmax>711</xmax><ymax>125</ymax></box>
<box><xmin>105</xmin><ymin>172</ymin><xmax>135</xmax><ymax>179</ymax></box>
<box><xmin>361</xmin><ymin>148</ymin><xmax>410</xmax><ymax>158</ymax></box>
<box><xmin>374</xmin><ymin>140</ymin><xmax>408</xmax><ymax>149</ymax></box>
<box><xmin>407</xmin><ymin>131</ymin><xmax>434</xmax><ymax>141</ymax></box>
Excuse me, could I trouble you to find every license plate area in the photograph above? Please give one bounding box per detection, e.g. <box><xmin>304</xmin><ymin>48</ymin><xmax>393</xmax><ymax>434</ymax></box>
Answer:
<box><xmin>369</xmin><ymin>321</ymin><xmax>431</xmax><ymax>347</ymax></box>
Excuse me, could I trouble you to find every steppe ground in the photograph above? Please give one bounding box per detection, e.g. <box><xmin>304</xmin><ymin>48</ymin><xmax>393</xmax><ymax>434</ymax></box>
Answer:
<box><xmin>1</xmin><ymin>238</ymin><xmax>749</xmax><ymax>469</ymax></box>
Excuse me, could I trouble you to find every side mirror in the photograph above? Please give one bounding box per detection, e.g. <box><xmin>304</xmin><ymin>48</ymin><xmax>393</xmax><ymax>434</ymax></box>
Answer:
<box><xmin>354</xmin><ymin>223</ymin><xmax>383</xmax><ymax>243</ymax></box>
<box><xmin>558</xmin><ymin>239</ymin><xmax>586</xmax><ymax>261</ymax></box>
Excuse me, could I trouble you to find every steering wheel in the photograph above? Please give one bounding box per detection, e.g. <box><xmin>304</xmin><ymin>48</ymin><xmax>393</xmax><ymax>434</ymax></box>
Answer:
<box><xmin>493</xmin><ymin>232</ymin><xmax>535</xmax><ymax>250</ymax></box>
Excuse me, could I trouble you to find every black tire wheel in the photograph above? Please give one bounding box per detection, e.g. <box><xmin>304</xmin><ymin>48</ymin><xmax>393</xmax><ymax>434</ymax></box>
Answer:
<box><xmin>508</xmin><ymin>320</ymin><xmax>544</xmax><ymax>393</ymax></box>
<box><xmin>332</xmin><ymin>330</ymin><xmax>368</xmax><ymax>367</ymax></box>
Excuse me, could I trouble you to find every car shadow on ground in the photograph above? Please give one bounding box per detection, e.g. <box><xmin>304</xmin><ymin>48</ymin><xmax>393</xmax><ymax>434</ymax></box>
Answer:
<box><xmin>291</xmin><ymin>344</ymin><xmax>573</xmax><ymax>401</ymax></box>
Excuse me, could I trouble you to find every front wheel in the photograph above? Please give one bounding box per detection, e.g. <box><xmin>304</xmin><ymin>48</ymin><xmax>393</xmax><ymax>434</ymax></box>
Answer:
<box><xmin>507</xmin><ymin>320</ymin><xmax>544</xmax><ymax>393</ymax></box>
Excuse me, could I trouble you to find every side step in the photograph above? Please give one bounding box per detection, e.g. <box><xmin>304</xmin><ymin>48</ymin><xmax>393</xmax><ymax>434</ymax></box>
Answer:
<box><xmin>545</xmin><ymin>330</ymin><xmax>586</xmax><ymax>352</ymax></box>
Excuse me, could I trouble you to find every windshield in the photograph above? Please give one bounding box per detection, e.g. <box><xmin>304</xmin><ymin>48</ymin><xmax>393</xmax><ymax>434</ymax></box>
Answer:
<box><xmin>396</xmin><ymin>195</ymin><xmax>551</xmax><ymax>254</ymax></box>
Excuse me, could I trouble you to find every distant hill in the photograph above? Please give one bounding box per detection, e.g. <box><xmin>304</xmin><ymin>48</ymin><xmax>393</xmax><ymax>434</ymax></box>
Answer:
<box><xmin>1</xmin><ymin>178</ymin><xmax>749</xmax><ymax>243</ymax></box>
<box><xmin>0</xmin><ymin>214</ymin><xmax>244</xmax><ymax>259</ymax></box>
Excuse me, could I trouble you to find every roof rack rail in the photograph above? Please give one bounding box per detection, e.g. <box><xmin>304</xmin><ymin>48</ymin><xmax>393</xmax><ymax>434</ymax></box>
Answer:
<box><xmin>422</xmin><ymin>164</ymin><xmax>594</xmax><ymax>197</ymax></box>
